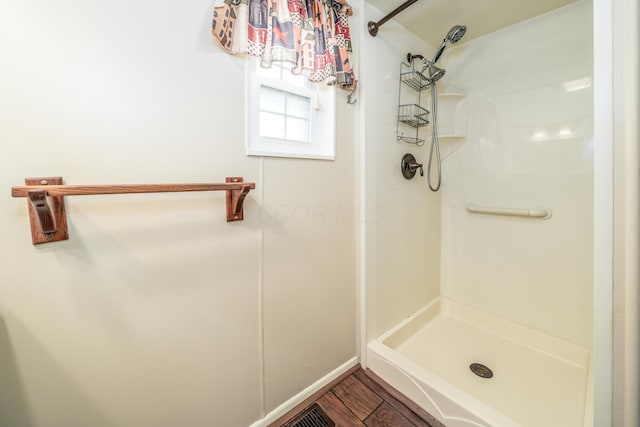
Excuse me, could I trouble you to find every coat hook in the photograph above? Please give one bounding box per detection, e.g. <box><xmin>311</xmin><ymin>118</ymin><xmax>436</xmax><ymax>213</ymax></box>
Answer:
<box><xmin>346</xmin><ymin>80</ymin><xmax>358</xmax><ymax>104</ymax></box>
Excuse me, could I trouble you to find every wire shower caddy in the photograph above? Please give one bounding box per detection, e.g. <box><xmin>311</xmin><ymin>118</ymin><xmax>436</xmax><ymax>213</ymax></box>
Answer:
<box><xmin>396</xmin><ymin>59</ymin><xmax>431</xmax><ymax>145</ymax></box>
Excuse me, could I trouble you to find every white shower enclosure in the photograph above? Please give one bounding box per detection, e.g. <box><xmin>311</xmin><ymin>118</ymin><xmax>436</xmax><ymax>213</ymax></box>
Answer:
<box><xmin>360</xmin><ymin>0</ymin><xmax>636</xmax><ymax>425</ymax></box>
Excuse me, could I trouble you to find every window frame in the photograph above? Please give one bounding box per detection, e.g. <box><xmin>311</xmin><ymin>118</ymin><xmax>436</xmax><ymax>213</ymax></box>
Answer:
<box><xmin>245</xmin><ymin>59</ymin><xmax>336</xmax><ymax>160</ymax></box>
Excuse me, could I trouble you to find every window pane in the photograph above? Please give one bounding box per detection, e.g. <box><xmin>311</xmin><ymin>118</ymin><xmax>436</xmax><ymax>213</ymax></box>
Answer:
<box><xmin>260</xmin><ymin>112</ymin><xmax>285</xmax><ymax>139</ymax></box>
<box><xmin>259</xmin><ymin>84</ymin><xmax>312</xmax><ymax>143</ymax></box>
<box><xmin>260</xmin><ymin>86</ymin><xmax>286</xmax><ymax>114</ymax></box>
<box><xmin>286</xmin><ymin>92</ymin><xmax>311</xmax><ymax>119</ymax></box>
<box><xmin>286</xmin><ymin>117</ymin><xmax>311</xmax><ymax>142</ymax></box>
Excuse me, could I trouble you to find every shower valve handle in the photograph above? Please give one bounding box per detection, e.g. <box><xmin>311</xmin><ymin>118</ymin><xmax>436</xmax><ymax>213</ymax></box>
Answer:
<box><xmin>401</xmin><ymin>153</ymin><xmax>423</xmax><ymax>180</ymax></box>
<box><xmin>410</xmin><ymin>162</ymin><xmax>424</xmax><ymax>177</ymax></box>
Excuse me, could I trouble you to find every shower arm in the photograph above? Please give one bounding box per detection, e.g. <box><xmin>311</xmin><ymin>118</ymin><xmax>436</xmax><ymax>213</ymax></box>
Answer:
<box><xmin>368</xmin><ymin>0</ymin><xmax>418</xmax><ymax>37</ymax></box>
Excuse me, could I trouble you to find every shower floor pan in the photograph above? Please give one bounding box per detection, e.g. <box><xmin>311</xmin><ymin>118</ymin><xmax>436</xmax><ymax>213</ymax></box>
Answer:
<box><xmin>367</xmin><ymin>298</ymin><xmax>592</xmax><ymax>427</ymax></box>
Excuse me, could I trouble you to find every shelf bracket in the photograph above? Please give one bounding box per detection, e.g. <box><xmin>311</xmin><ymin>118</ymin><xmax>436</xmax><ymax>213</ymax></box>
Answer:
<box><xmin>24</xmin><ymin>177</ymin><xmax>69</xmax><ymax>245</ymax></box>
<box><xmin>226</xmin><ymin>177</ymin><xmax>251</xmax><ymax>222</ymax></box>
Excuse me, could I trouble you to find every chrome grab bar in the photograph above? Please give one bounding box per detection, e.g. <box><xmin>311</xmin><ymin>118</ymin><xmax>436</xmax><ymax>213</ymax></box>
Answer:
<box><xmin>466</xmin><ymin>204</ymin><xmax>552</xmax><ymax>219</ymax></box>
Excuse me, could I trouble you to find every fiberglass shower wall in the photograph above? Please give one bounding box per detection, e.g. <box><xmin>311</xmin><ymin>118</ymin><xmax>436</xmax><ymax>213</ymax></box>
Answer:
<box><xmin>440</xmin><ymin>1</ymin><xmax>594</xmax><ymax>349</ymax></box>
<box><xmin>363</xmin><ymin>2</ymin><xmax>442</xmax><ymax>342</ymax></box>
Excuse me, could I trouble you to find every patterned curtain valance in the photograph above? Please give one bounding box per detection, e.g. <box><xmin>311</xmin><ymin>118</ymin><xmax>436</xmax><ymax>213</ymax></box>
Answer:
<box><xmin>212</xmin><ymin>0</ymin><xmax>356</xmax><ymax>90</ymax></box>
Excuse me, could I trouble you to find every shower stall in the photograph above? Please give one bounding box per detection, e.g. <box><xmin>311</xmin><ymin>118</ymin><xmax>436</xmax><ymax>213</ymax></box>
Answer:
<box><xmin>360</xmin><ymin>0</ymin><xmax>634</xmax><ymax>425</ymax></box>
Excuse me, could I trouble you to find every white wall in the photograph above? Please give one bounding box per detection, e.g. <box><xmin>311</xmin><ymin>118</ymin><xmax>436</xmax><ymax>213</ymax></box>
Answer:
<box><xmin>0</xmin><ymin>1</ymin><xmax>356</xmax><ymax>426</ymax></box>
<box><xmin>363</xmin><ymin>4</ymin><xmax>442</xmax><ymax>340</ymax></box>
<box><xmin>440</xmin><ymin>1</ymin><xmax>594</xmax><ymax>348</ymax></box>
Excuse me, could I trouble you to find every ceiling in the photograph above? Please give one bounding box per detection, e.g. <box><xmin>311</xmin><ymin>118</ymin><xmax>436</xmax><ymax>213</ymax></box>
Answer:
<box><xmin>366</xmin><ymin>0</ymin><xmax>580</xmax><ymax>47</ymax></box>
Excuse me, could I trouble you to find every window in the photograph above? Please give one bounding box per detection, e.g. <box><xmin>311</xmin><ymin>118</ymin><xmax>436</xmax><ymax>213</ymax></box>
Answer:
<box><xmin>259</xmin><ymin>86</ymin><xmax>311</xmax><ymax>142</ymax></box>
<box><xmin>246</xmin><ymin>59</ymin><xmax>335</xmax><ymax>160</ymax></box>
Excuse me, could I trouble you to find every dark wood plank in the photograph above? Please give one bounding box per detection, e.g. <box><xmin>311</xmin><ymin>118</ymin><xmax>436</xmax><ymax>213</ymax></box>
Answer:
<box><xmin>332</xmin><ymin>372</ymin><xmax>383</xmax><ymax>420</ymax></box>
<box><xmin>365</xmin><ymin>402</ymin><xmax>415</xmax><ymax>427</ymax></box>
<box><xmin>317</xmin><ymin>391</ymin><xmax>366</xmax><ymax>426</ymax></box>
<box><xmin>356</xmin><ymin>369</ymin><xmax>445</xmax><ymax>427</ymax></box>
<box><xmin>271</xmin><ymin>365</ymin><xmax>445</xmax><ymax>427</ymax></box>
<box><xmin>268</xmin><ymin>363</ymin><xmax>361</xmax><ymax>427</ymax></box>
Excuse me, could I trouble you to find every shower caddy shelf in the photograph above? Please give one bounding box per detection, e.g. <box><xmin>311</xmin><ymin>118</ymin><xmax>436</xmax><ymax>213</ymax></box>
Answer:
<box><xmin>396</xmin><ymin>62</ymin><xmax>431</xmax><ymax>145</ymax></box>
<box><xmin>435</xmin><ymin>92</ymin><xmax>468</xmax><ymax>159</ymax></box>
<box><xmin>11</xmin><ymin>176</ymin><xmax>256</xmax><ymax>245</ymax></box>
<box><xmin>398</xmin><ymin>104</ymin><xmax>429</xmax><ymax>128</ymax></box>
<box><xmin>400</xmin><ymin>69</ymin><xmax>430</xmax><ymax>92</ymax></box>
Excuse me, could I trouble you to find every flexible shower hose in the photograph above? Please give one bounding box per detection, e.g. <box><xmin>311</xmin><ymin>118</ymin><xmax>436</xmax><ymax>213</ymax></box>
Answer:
<box><xmin>428</xmin><ymin>82</ymin><xmax>442</xmax><ymax>192</ymax></box>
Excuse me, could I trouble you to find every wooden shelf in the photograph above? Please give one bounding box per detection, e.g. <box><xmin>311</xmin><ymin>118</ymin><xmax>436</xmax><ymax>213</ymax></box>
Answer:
<box><xmin>12</xmin><ymin>177</ymin><xmax>256</xmax><ymax>245</ymax></box>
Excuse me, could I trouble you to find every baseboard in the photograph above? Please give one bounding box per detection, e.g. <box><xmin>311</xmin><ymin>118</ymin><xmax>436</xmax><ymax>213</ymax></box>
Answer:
<box><xmin>249</xmin><ymin>356</ymin><xmax>360</xmax><ymax>427</ymax></box>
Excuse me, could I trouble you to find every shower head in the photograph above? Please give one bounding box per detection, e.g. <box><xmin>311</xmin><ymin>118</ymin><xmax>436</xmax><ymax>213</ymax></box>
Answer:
<box><xmin>432</xmin><ymin>24</ymin><xmax>467</xmax><ymax>64</ymax></box>
<box><xmin>419</xmin><ymin>61</ymin><xmax>446</xmax><ymax>83</ymax></box>
<box><xmin>427</xmin><ymin>63</ymin><xmax>446</xmax><ymax>82</ymax></box>
<box><xmin>446</xmin><ymin>25</ymin><xmax>467</xmax><ymax>44</ymax></box>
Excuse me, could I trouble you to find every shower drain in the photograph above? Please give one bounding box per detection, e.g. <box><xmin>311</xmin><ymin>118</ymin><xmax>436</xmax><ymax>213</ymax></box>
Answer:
<box><xmin>470</xmin><ymin>363</ymin><xmax>493</xmax><ymax>379</ymax></box>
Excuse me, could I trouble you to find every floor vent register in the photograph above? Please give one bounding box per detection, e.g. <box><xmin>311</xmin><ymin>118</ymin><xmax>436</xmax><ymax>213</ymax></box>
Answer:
<box><xmin>284</xmin><ymin>403</ymin><xmax>335</xmax><ymax>427</ymax></box>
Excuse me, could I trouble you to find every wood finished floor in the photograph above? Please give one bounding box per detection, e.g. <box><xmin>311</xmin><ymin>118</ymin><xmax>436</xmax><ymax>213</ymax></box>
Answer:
<box><xmin>273</xmin><ymin>366</ymin><xmax>445</xmax><ymax>427</ymax></box>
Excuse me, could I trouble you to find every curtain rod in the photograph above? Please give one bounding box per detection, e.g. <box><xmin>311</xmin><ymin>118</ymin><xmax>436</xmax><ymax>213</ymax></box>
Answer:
<box><xmin>368</xmin><ymin>0</ymin><xmax>418</xmax><ymax>37</ymax></box>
